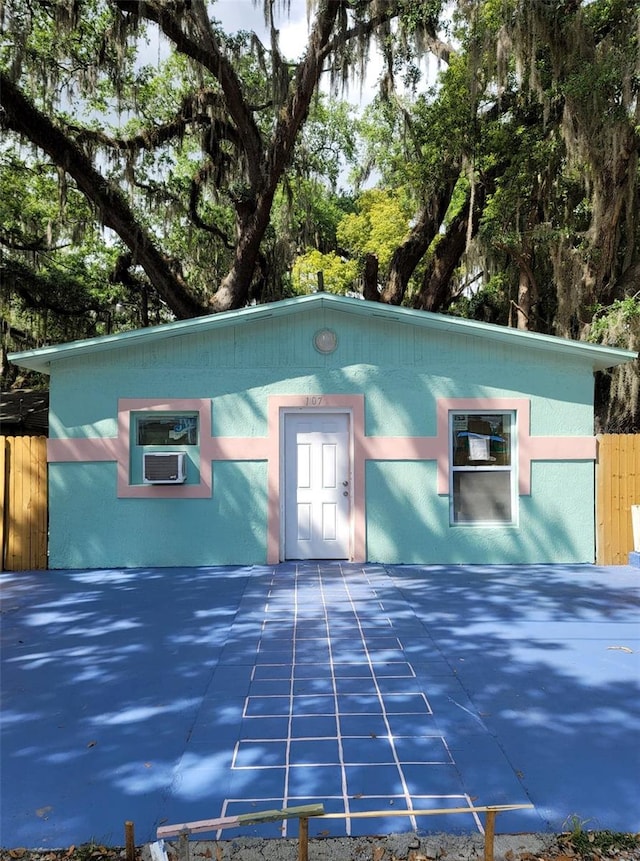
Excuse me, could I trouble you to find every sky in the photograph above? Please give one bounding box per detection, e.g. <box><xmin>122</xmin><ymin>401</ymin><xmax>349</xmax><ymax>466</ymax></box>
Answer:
<box><xmin>209</xmin><ymin>0</ymin><xmax>441</xmax><ymax>103</ymax></box>
<box><xmin>213</xmin><ymin>0</ymin><xmax>318</xmax><ymax>60</ymax></box>
<box><xmin>210</xmin><ymin>0</ymin><xmax>385</xmax><ymax>104</ymax></box>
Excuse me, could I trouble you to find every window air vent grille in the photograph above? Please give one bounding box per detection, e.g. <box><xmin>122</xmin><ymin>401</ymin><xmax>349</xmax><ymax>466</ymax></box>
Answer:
<box><xmin>143</xmin><ymin>452</ymin><xmax>187</xmax><ymax>484</ymax></box>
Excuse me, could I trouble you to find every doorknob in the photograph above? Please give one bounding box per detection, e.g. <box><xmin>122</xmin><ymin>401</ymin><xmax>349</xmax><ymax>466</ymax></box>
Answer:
<box><xmin>343</xmin><ymin>491</ymin><xmax>349</xmax><ymax>496</ymax></box>
<box><xmin>343</xmin><ymin>480</ymin><xmax>349</xmax><ymax>486</ymax></box>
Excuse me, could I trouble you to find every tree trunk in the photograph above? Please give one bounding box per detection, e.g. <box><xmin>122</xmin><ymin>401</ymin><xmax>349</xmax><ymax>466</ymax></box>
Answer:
<box><xmin>382</xmin><ymin>181</ymin><xmax>458</xmax><ymax>305</ymax></box>
<box><xmin>585</xmin><ymin>163</ymin><xmax>635</xmax><ymax>308</ymax></box>
<box><xmin>414</xmin><ymin>197</ymin><xmax>472</xmax><ymax>312</ymax></box>
<box><xmin>211</xmin><ymin>201</ymin><xmax>274</xmax><ymax>311</ymax></box>
<box><xmin>515</xmin><ymin>249</ymin><xmax>537</xmax><ymax>330</ymax></box>
<box><xmin>362</xmin><ymin>254</ymin><xmax>380</xmax><ymax>302</ymax></box>
<box><xmin>413</xmin><ymin>171</ymin><xmax>496</xmax><ymax>314</ymax></box>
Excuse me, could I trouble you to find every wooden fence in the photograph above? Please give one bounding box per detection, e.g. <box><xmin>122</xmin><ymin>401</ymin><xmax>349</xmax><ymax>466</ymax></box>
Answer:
<box><xmin>596</xmin><ymin>434</ymin><xmax>640</xmax><ymax>565</ymax></box>
<box><xmin>0</xmin><ymin>435</ymin><xmax>48</xmax><ymax>571</ymax></box>
<box><xmin>0</xmin><ymin>433</ymin><xmax>638</xmax><ymax>570</ymax></box>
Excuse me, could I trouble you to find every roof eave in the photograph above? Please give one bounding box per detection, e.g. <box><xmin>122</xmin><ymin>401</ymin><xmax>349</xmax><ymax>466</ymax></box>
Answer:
<box><xmin>7</xmin><ymin>293</ymin><xmax>637</xmax><ymax>374</ymax></box>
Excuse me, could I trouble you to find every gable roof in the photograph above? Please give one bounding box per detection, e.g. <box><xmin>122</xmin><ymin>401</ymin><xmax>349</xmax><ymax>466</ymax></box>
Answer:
<box><xmin>8</xmin><ymin>292</ymin><xmax>636</xmax><ymax>374</ymax></box>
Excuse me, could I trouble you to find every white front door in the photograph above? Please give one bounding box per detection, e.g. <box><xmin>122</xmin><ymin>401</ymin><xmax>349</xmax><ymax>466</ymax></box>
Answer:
<box><xmin>284</xmin><ymin>412</ymin><xmax>351</xmax><ymax>559</ymax></box>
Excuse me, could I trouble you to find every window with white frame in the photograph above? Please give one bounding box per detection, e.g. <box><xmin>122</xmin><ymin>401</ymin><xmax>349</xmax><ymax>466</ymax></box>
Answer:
<box><xmin>450</xmin><ymin>411</ymin><xmax>515</xmax><ymax>524</ymax></box>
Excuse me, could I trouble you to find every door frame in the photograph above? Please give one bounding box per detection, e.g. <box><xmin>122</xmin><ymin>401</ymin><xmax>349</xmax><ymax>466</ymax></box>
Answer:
<box><xmin>279</xmin><ymin>407</ymin><xmax>354</xmax><ymax>562</ymax></box>
<box><xmin>265</xmin><ymin>394</ymin><xmax>366</xmax><ymax>564</ymax></box>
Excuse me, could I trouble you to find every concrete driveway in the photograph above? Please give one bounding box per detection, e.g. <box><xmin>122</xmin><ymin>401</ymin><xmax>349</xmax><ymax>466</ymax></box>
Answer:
<box><xmin>1</xmin><ymin>563</ymin><xmax>639</xmax><ymax>849</ymax></box>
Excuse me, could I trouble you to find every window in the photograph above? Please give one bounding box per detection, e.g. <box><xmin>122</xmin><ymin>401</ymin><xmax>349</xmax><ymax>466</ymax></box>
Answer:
<box><xmin>136</xmin><ymin>414</ymin><xmax>198</xmax><ymax>446</ymax></box>
<box><xmin>130</xmin><ymin>412</ymin><xmax>199</xmax><ymax>486</ymax></box>
<box><xmin>450</xmin><ymin>412</ymin><xmax>515</xmax><ymax>524</ymax></box>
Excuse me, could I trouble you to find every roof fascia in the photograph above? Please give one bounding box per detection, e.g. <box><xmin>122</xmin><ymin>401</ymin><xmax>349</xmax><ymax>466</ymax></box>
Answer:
<box><xmin>8</xmin><ymin>292</ymin><xmax>636</xmax><ymax>374</ymax></box>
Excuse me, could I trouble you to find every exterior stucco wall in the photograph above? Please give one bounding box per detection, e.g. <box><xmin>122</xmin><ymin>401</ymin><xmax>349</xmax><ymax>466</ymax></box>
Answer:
<box><xmin>46</xmin><ymin>306</ymin><xmax>597</xmax><ymax>567</ymax></box>
<box><xmin>48</xmin><ymin>461</ymin><xmax>267</xmax><ymax>567</ymax></box>
<box><xmin>365</xmin><ymin>460</ymin><xmax>594</xmax><ymax>564</ymax></box>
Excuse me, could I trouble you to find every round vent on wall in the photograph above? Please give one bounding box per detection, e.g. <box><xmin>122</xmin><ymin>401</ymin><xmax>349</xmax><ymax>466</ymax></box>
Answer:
<box><xmin>313</xmin><ymin>328</ymin><xmax>338</xmax><ymax>354</ymax></box>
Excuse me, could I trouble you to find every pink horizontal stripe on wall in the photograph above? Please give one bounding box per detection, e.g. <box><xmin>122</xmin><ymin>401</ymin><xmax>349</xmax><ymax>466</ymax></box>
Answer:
<box><xmin>361</xmin><ymin>436</ymin><xmax>441</xmax><ymax>461</ymax></box>
<box><xmin>48</xmin><ymin>437</ymin><xmax>122</xmax><ymax>462</ymax></box>
<box><xmin>204</xmin><ymin>437</ymin><xmax>270</xmax><ymax>461</ymax></box>
<box><xmin>525</xmin><ymin>435</ymin><xmax>597</xmax><ymax>461</ymax></box>
<box><xmin>49</xmin><ymin>392</ymin><xmax>597</xmax><ymax>546</ymax></box>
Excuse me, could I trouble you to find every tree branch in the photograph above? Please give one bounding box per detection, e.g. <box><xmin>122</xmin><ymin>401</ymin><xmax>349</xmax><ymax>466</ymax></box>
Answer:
<box><xmin>2</xmin><ymin>260</ymin><xmax>107</xmax><ymax>317</ymax></box>
<box><xmin>189</xmin><ymin>164</ymin><xmax>235</xmax><ymax>248</ymax></box>
<box><xmin>1</xmin><ymin>71</ymin><xmax>206</xmax><ymax>319</ymax></box>
<box><xmin>69</xmin><ymin>89</ymin><xmax>241</xmax><ymax>154</ymax></box>
<box><xmin>115</xmin><ymin>0</ymin><xmax>265</xmax><ymax>190</ymax></box>
<box><xmin>266</xmin><ymin>0</ymin><xmax>343</xmax><ymax>193</ymax></box>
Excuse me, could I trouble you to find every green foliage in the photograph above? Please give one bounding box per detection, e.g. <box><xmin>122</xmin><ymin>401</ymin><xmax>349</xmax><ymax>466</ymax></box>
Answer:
<box><xmin>0</xmin><ymin>149</ymin><xmax>125</xmax><ymax>347</ymax></box>
<box><xmin>274</xmin><ymin>179</ymin><xmax>354</xmax><ymax>254</ymax></box>
<box><xmin>337</xmin><ymin>189</ymin><xmax>413</xmax><ymax>272</ymax></box>
<box><xmin>562</xmin><ymin>815</ymin><xmax>640</xmax><ymax>857</ymax></box>
<box><xmin>357</xmin><ymin>51</ymin><xmax>474</xmax><ymax>196</ymax></box>
<box><xmin>451</xmin><ymin>274</ymin><xmax>511</xmax><ymax>325</ymax></box>
<box><xmin>291</xmin><ymin>250</ymin><xmax>358</xmax><ymax>296</ymax></box>
<box><xmin>589</xmin><ymin>297</ymin><xmax>640</xmax><ymax>348</ymax></box>
<box><xmin>1</xmin><ymin>0</ymin><xmax>639</xmax><ymax>432</ymax></box>
<box><xmin>291</xmin><ymin>97</ymin><xmax>360</xmax><ymax>191</ymax></box>
<box><xmin>395</xmin><ymin>0</ymin><xmax>444</xmax><ymax>34</ymax></box>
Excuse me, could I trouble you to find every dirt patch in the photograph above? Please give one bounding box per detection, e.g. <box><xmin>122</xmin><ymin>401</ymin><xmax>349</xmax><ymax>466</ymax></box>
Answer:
<box><xmin>3</xmin><ymin>832</ymin><xmax>639</xmax><ymax>861</ymax></box>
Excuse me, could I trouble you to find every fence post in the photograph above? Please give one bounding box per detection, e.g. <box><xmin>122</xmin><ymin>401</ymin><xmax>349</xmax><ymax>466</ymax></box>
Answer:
<box><xmin>298</xmin><ymin>816</ymin><xmax>309</xmax><ymax>861</ymax></box>
<box><xmin>483</xmin><ymin>808</ymin><xmax>497</xmax><ymax>861</ymax></box>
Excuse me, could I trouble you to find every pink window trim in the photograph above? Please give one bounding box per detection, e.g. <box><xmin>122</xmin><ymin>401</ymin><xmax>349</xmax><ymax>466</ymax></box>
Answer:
<box><xmin>438</xmin><ymin>398</ymin><xmax>529</xmax><ymax>494</ymax></box>
<box><xmin>117</xmin><ymin>400</ymin><xmax>213</xmax><ymax>498</ymax></box>
<box><xmin>436</xmin><ymin>398</ymin><xmax>596</xmax><ymax>495</ymax></box>
<box><xmin>47</xmin><ymin>398</ymin><xmax>273</xmax><ymax>499</ymax></box>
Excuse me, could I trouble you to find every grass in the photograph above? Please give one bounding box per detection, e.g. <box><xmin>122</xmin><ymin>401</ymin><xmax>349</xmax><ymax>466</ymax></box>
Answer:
<box><xmin>562</xmin><ymin>815</ymin><xmax>640</xmax><ymax>856</ymax></box>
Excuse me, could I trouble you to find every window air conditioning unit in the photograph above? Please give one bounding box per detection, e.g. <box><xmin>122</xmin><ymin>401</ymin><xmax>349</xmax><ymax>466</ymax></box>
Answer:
<box><xmin>143</xmin><ymin>452</ymin><xmax>187</xmax><ymax>484</ymax></box>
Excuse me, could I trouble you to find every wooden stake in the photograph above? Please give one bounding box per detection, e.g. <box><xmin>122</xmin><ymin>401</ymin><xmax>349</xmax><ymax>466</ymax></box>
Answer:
<box><xmin>178</xmin><ymin>831</ymin><xmax>190</xmax><ymax>861</ymax></box>
<box><xmin>125</xmin><ymin>820</ymin><xmax>135</xmax><ymax>861</ymax></box>
<box><xmin>298</xmin><ymin>816</ymin><xmax>309</xmax><ymax>861</ymax></box>
<box><xmin>484</xmin><ymin>808</ymin><xmax>497</xmax><ymax>861</ymax></box>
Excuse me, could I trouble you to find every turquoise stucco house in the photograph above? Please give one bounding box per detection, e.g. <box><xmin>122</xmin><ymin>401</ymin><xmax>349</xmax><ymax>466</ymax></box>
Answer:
<box><xmin>8</xmin><ymin>293</ymin><xmax>636</xmax><ymax>568</ymax></box>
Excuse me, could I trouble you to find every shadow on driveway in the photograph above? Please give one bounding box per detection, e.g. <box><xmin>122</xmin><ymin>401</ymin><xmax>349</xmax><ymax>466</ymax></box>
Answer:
<box><xmin>1</xmin><ymin>563</ymin><xmax>638</xmax><ymax>848</ymax></box>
